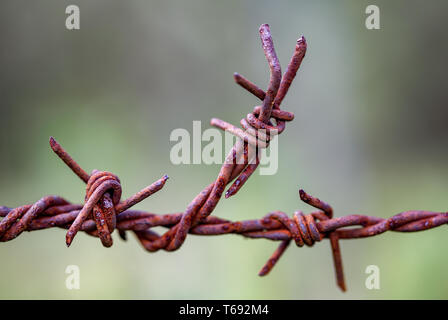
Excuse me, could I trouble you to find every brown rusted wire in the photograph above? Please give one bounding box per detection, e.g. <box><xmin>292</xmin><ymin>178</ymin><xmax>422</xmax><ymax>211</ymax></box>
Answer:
<box><xmin>1</xmin><ymin>187</ymin><xmax>446</xmax><ymax>292</ymax></box>
<box><xmin>0</xmin><ymin>24</ymin><xmax>446</xmax><ymax>292</ymax></box>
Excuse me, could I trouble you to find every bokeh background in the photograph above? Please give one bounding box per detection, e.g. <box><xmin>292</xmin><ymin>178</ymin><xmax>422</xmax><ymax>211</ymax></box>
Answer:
<box><xmin>0</xmin><ymin>0</ymin><xmax>446</xmax><ymax>299</ymax></box>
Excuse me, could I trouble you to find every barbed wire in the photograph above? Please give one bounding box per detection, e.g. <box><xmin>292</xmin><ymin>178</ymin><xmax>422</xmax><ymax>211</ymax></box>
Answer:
<box><xmin>0</xmin><ymin>24</ymin><xmax>446</xmax><ymax>292</ymax></box>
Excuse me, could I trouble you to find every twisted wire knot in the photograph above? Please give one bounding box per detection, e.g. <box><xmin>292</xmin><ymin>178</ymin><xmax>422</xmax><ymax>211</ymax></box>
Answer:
<box><xmin>255</xmin><ymin>189</ymin><xmax>346</xmax><ymax>290</ymax></box>
<box><xmin>85</xmin><ymin>171</ymin><xmax>122</xmax><ymax>204</ymax></box>
<box><xmin>264</xmin><ymin>211</ymin><xmax>323</xmax><ymax>247</ymax></box>
<box><xmin>211</xmin><ymin>105</ymin><xmax>294</xmax><ymax>151</ymax></box>
<box><xmin>65</xmin><ymin>170</ymin><xmax>122</xmax><ymax>247</ymax></box>
<box><xmin>47</xmin><ymin>136</ymin><xmax>168</xmax><ymax>248</ymax></box>
<box><xmin>241</xmin><ymin>105</ymin><xmax>295</xmax><ymax>147</ymax></box>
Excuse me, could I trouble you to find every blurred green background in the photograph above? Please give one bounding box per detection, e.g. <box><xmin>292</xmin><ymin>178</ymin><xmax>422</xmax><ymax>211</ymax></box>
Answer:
<box><xmin>0</xmin><ymin>0</ymin><xmax>447</xmax><ymax>299</ymax></box>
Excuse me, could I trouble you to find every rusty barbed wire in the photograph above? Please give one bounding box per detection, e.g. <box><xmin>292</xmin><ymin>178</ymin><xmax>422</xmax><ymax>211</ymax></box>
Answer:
<box><xmin>1</xmin><ymin>185</ymin><xmax>446</xmax><ymax>292</ymax></box>
<box><xmin>0</xmin><ymin>24</ymin><xmax>446</xmax><ymax>292</ymax></box>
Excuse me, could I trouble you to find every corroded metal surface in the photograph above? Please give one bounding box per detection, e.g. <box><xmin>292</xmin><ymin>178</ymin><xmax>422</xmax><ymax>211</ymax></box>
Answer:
<box><xmin>0</xmin><ymin>24</ymin><xmax>445</xmax><ymax>292</ymax></box>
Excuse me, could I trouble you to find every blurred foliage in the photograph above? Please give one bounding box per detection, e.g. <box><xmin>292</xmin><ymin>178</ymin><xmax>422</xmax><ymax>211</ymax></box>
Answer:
<box><xmin>0</xmin><ymin>0</ymin><xmax>446</xmax><ymax>299</ymax></box>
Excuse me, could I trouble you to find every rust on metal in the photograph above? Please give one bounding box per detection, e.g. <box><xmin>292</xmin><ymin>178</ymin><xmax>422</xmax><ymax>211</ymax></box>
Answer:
<box><xmin>0</xmin><ymin>24</ymin><xmax>446</xmax><ymax>292</ymax></box>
